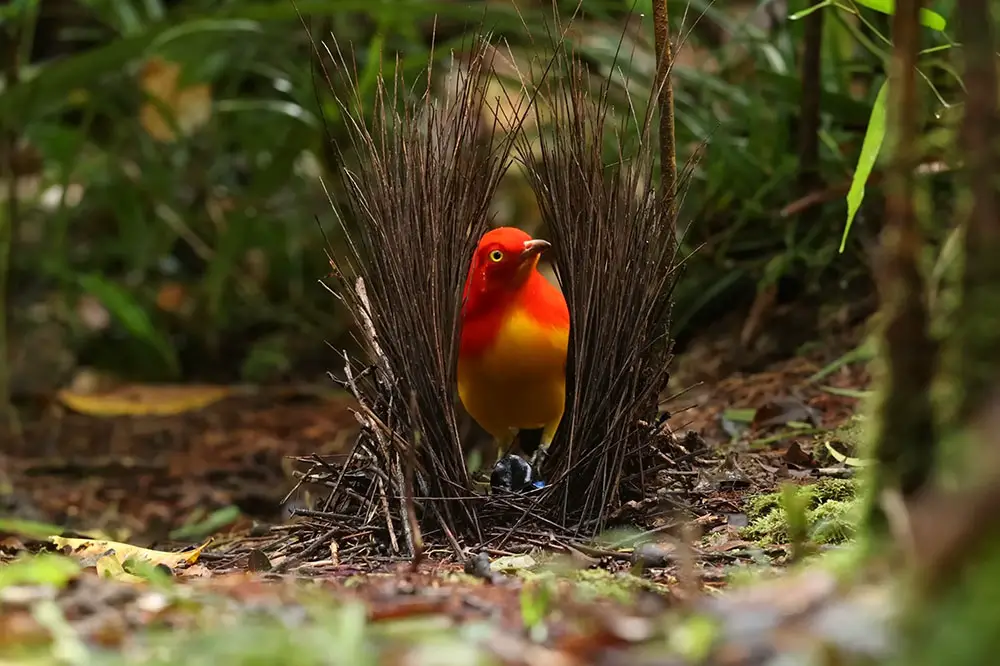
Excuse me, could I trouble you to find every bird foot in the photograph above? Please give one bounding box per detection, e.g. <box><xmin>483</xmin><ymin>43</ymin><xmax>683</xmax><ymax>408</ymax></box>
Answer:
<box><xmin>528</xmin><ymin>447</ymin><xmax>549</xmax><ymax>474</ymax></box>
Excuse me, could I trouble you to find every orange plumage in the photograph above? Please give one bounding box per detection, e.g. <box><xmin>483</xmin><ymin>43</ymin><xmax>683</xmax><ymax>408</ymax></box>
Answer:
<box><xmin>458</xmin><ymin>227</ymin><xmax>570</xmax><ymax>465</ymax></box>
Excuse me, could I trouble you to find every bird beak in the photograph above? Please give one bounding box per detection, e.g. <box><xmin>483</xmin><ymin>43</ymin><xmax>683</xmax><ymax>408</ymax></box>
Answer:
<box><xmin>520</xmin><ymin>239</ymin><xmax>551</xmax><ymax>261</ymax></box>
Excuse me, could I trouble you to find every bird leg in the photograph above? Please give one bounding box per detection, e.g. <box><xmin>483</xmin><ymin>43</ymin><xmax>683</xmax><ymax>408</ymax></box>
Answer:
<box><xmin>493</xmin><ymin>429</ymin><xmax>517</xmax><ymax>465</ymax></box>
<box><xmin>528</xmin><ymin>423</ymin><xmax>558</xmax><ymax>472</ymax></box>
<box><xmin>469</xmin><ymin>430</ymin><xmax>515</xmax><ymax>478</ymax></box>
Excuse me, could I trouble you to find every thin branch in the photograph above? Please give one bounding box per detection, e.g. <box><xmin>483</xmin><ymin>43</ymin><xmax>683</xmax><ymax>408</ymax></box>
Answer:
<box><xmin>652</xmin><ymin>0</ymin><xmax>678</xmax><ymax>216</ymax></box>
<box><xmin>797</xmin><ymin>1</ymin><xmax>824</xmax><ymax>192</ymax></box>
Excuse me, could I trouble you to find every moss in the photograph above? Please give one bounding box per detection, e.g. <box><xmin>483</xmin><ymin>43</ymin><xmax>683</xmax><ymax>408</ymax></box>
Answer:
<box><xmin>809</xmin><ymin>500</ymin><xmax>858</xmax><ymax>543</ymax></box>
<box><xmin>520</xmin><ymin>567</ymin><xmax>668</xmax><ymax>604</ymax></box>
<box><xmin>811</xmin><ymin>478</ymin><xmax>859</xmax><ymax>503</ymax></box>
<box><xmin>814</xmin><ymin>414</ymin><xmax>868</xmax><ymax>465</ymax></box>
<box><xmin>745</xmin><ymin>492</ymin><xmax>781</xmax><ymax>521</ymax></box>
<box><xmin>741</xmin><ymin>479</ymin><xmax>861</xmax><ymax>546</ymax></box>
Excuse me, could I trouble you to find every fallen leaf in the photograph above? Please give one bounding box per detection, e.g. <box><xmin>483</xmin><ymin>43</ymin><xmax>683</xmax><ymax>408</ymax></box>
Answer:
<box><xmin>139</xmin><ymin>57</ymin><xmax>212</xmax><ymax>142</ymax></box>
<box><xmin>50</xmin><ymin>536</ymin><xmax>208</xmax><ymax>569</ymax></box>
<box><xmin>56</xmin><ymin>383</ymin><xmax>231</xmax><ymax>417</ymax></box>
<box><xmin>752</xmin><ymin>398</ymin><xmax>821</xmax><ymax>430</ymax></box>
<box><xmin>725</xmin><ymin>514</ymin><xmax>749</xmax><ymax>529</ymax></box>
<box><xmin>246</xmin><ymin>549</ymin><xmax>272</xmax><ymax>573</ymax></box>
<box><xmin>178</xmin><ymin>563</ymin><xmax>213</xmax><ymax>578</ymax></box>
<box><xmin>630</xmin><ymin>542</ymin><xmax>676</xmax><ymax>569</ymax></box>
<box><xmin>155</xmin><ymin>282</ymin><xmax>191</xmax><ymax>315</ymax></box>
<box><xmin>95</xmin><ymin>555</ymin><xmax>145</xmax><ymax>584</ymax></box>
<box><xmin>825</xmin><ymin>441</ymin><xmax>870</xmax><ymax>467</ymax></box>
<box><xmin>783</xmin><ymin>442</ymin><xmax>818</xmax><ymax>468</ymax></box>
<box><xmin>490</xmin><ymin>554</ymin><xmax>537</xmax><ymax>572</ymax></box>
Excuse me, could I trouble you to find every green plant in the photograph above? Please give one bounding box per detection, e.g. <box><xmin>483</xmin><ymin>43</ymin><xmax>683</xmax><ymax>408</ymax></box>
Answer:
<box><xmin>789</xmin><ymin>0</ymin><xmax>957</xmax><ymax>251</ymax></box>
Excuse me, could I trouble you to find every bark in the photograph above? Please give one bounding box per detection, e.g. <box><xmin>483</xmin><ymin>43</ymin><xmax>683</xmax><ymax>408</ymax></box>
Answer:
<box><xmin>797</xmin><ymin>2</ymin><xmax>824</xmax><ymax>192</ymax></box>
<box><xmin>652</xmin><ymin>0</ymin><xmax>677</xmax><ymax>217</ymax></box>
<box><xmin>865</xmin><ymin>0</ymin><xmax>937</xmax><ymax>532</ymax></box>
<box><xmin>953</xmin><ymin>0</ymin><xmax>1000</xmax><ymax>423</ymax></box>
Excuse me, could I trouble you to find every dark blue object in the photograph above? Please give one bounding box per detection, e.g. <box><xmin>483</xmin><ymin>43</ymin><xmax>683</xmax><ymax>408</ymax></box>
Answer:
<box><xmin>490</xmin><ymin>454</ymin><xmax>544</xmax><ymax>493</ymax></box>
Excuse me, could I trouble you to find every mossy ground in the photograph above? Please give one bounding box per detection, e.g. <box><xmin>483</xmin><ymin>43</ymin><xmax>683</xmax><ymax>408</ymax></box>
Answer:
<box><xmin>741</xmin><ymin>478</ymin><xmax>861</xmax><ymax>546</ymax></box>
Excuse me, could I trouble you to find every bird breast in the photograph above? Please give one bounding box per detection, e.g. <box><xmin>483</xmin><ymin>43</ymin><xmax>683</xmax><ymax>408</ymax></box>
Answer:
<box><xmin>461</xmin><ymin>307</ymin><xmax>568</xmax><ymax>382</ymax></box>
<box><xmin>457</xmin><ymin>306</ymin><xmax>569</xmax><ymax>435</ymax></box>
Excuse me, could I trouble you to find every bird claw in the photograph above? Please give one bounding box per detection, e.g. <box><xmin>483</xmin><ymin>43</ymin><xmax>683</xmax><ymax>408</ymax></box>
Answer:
<box><xmin>528</xmin><ymin>447</ymin><xmax>549</xmax><ymax>473</ymax></box>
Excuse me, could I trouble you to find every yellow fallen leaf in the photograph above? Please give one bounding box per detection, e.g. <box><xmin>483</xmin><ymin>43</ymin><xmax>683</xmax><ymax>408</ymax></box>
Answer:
<box><xmin>56</xmin><ymin>383</ymin><xmax>231</xmax><ymax>417</ymax></box>
<box><xmin>95</xmin><ymin>555</ymin><xmax>145</xmax><ymax>584</ymax></box>
<box><xmin>139</xmin><ymin>56</ymin><xmax>212</xmax><ymax>142</ymax></box>
<box><xmin>824</xmin><ymin>441</ymin><xmax>870</xmax><ymax>468</ymax></box>
<box><xmin>50</xmin><ymin>537</ymin><xmax>209</xmax><ymax>569</ymax></box>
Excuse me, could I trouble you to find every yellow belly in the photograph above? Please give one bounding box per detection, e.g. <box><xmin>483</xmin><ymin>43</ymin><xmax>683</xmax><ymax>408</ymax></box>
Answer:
<box><xmin>458</xmin><ymin>310</ymin><xmax>568</xmax><ymax>440</ymax></box>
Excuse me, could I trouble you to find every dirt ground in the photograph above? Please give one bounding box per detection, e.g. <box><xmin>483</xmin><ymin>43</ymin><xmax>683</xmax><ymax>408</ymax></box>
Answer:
<box><xmin>0</xmin><ymin>310</ymin><xmax>881</xmax><ymax>665</ymax></box>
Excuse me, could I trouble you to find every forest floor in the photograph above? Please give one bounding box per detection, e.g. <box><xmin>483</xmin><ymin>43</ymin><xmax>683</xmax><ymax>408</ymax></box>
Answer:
<box><xmin>0</xmin><ymin>307</ymin><xmax>889</xmax><ymax>665</ymax></box>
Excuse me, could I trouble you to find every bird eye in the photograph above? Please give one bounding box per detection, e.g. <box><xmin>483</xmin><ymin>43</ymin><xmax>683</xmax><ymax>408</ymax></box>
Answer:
<box><xmin>488</xmin><ymin>250</ymin><xmax>504</xmax><ymax>263</ymax></box>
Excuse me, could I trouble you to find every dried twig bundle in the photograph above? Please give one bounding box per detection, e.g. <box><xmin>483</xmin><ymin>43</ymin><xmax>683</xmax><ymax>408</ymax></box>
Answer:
<box><xmin>513</xmin><ymin>33</ymin><xmax>689</xmax><ymax>533</ymax></box>
<box><xmin>314</xmin><ymin>34</ymin><xmax>520</xmax><ymax>550</ymax></box>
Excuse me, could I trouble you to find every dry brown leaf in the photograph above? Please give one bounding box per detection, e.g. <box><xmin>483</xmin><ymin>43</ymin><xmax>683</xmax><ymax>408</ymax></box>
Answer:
<box><xmin>56</xmin><ymin>383</ymin><xmax>231</xmax><ymax>417</ymax></box>
<box><xmin>139</xmin><ymin>57</ymin><xmax>212</xmax><ymax>142</ymax></box>
<box><xmin>51</xmin><ymin>536</ymin><xmax>209</xmax><ymax>569</ymax></box>
<box><xmin>155</xmin><ymin>282</ymin><xmax>191</xmax><ymax>314</ymax></box>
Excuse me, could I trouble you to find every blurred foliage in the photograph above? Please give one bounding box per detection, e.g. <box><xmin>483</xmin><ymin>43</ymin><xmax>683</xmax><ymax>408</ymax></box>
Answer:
<box><xmin>0</xmin><ymin>0</ymin><xmax>971</xmax><ymax>389</ymax></box>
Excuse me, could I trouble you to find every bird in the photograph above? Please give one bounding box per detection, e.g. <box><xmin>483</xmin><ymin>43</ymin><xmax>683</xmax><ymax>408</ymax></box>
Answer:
<box><xmin>458</xmin><ymin>226</ymin><xmax>570</xmax><ymax>474</ymax></box>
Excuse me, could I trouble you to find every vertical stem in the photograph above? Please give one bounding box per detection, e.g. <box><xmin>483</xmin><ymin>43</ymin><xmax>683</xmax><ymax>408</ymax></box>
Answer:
<box><xmin>0</xmin><ymin>21</ymin><xmax>22</xmax><ymax>418</ymax></box>
<box><xmin>954</xmin><ymin>0</ymin><xmax>1000</xmax><ymax>423</ymax></box>
<box><xmin>797</xmin><ymin>2</ymin><xmax>824</xmax><ymax>192</ymax></box>
<box><xmin>652</xmin><ymin>0</ymin><xmax>677</xmax><ymax>219</ymax></box>
<box><xmin>867</xmin><ymin>0</ymin><xmax>936</xmax><ymax>531</ymax></box>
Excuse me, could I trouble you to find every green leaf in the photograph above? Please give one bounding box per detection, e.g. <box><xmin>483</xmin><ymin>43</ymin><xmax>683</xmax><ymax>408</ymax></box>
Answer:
<box><xmin>722</xmin><ymin>408</ymin><xmax>757</xmax><ymax>423</ymax></box>
<box><xmin>0</xmin><ymin>0</ymin><xmax>40</xmax><ymax>20</ymax></box>
<box><xmin>0</xmin><ymin>518</ymin><xmax>66</xmax><ymax>540</ymax></box>
<box><xmin>147</xmin><ymin>18</ymin><xmax>263</xmax><ymax>51</ymax></box>
<box><xmin>841</xmin><ymin>80</ymin><xmax>888</xmax><ymax>253</ymax></box>
<box><xmin>78</xmin><ymin>273</ymin><xmax>180</xmax><ymax>377</ymax></box>
<box><xmin>169</xmin><ymin>505</ymin><xmax>242</xmax><ymax>541</ymax></box>
<box><xmin>852</xmin><ymin>0</ymin><xmax>948</xmax><ymax>31</ymax></box>
<box><xmin>789</xmin><ymin>0</ymin><xmax>834</xmax><ymax>21</ymax></box>
<box><xmin>214</xmin><ymin>99</ymin><xmax>319</xmax><ymax>127</ymax></box>
<box><xmin>0</xmin><ymin>554</ymin><xmax>81</xmax><ymax>590</ymax></box>
<box><xmin>519</xmin><ymin>579</ymin><xmax>552</xmax><ymax>630</ymax></box>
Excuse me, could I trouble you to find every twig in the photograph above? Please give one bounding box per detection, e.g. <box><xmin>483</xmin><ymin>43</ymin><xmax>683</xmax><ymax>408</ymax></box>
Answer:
<box><xmin>513</xmin><ymin>30</ymin><xmax>688</xmax><ymax>531</ymax></box>
<box><xmin>678</xmin><ymin>522</ymin><xmax>701</xmax><ymax>599</ymax></box>
<box><xmin>272</xmin><ymin>526</ymin><xmax>339</xmax><ymax>573</ymax></box>
<box><xmin>405</xmin><ymin>392</ymin><xmax>425</xmax><ymax>568</ymax></box>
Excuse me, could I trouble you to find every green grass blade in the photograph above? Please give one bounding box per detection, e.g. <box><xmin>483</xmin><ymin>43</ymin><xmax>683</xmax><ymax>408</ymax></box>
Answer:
<box><xmin>78</xmin><ymin>273</ymin><xmax>180</xmax><ymax>377</ymax></box>
<box><xmin>841</xmin><ymin>80</ymin><xmax>888</xmax><ymax>253</ymax></box>
<box><xmin>852</xmin><ymin>0</ymin><xmax>948</xmax><ymax>31</ymax></box>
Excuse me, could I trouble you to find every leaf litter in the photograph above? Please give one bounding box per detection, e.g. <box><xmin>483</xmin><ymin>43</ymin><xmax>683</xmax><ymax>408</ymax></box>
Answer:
<box><xmin>0</xmin><ymin>324</ymin><xmax>895</xmax><ymax>664</ymax></box>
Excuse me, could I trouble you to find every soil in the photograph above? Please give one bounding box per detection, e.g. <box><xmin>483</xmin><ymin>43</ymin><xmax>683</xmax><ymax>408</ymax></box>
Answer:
<box><xmin>0</xmin><ymin>306</ymin><xmax>880</xmax><ymax>665</ymax></box>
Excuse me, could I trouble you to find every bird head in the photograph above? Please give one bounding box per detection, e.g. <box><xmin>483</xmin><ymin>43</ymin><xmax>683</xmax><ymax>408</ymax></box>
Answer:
<box><xmin>464</xmin><ymin>227</ymin><xmax>551</xmax><ymax>300</ymax></box>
